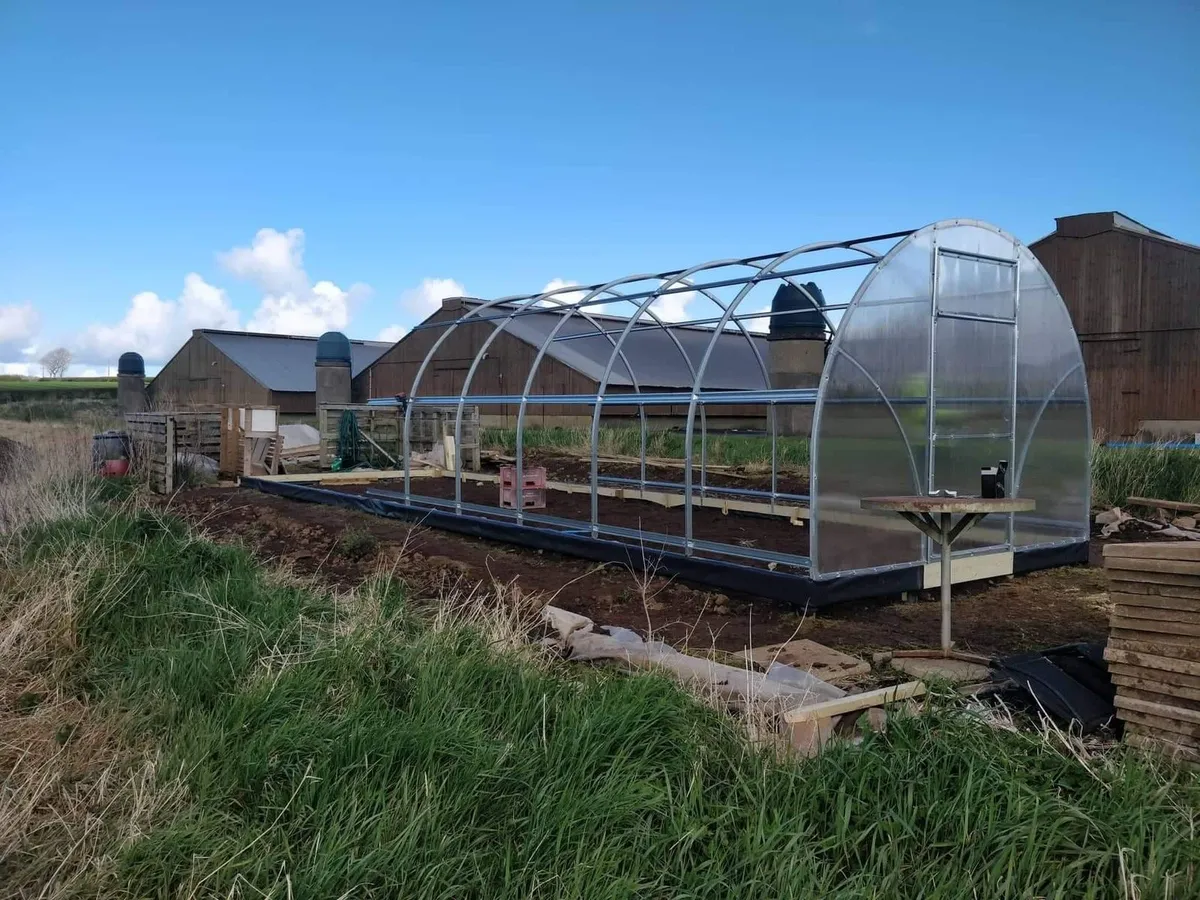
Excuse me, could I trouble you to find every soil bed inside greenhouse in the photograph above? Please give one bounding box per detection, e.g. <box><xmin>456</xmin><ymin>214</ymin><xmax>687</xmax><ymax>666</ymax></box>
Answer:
<box><xmin>167</xmin><ymin>486</ymin><xmax>1112</xmax><ymax>658</ymax></box>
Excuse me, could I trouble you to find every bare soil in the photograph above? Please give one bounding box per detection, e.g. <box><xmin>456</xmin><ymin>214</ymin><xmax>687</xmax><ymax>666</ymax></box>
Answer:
<box><xmin>392</xmin><ymin>477</ymin><xmax>809</xmax><ymax>564</ymax></box>
<box><xmin>167</xmin><ymin>485</ymin><xmax>1114</xmax><ymax>659</ymax></box>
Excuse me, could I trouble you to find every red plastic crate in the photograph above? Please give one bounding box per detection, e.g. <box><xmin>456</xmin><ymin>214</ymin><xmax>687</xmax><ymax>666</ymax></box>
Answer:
<box><xmin>498</xmin><ymin>465</ymin><xmax>547</xmax><ymax>508</ymax></box>
<box><xmin>499</xmin><ymin>486</ymin><xmax>547</xmax><ymax>509</ymax></box>
<box><xmin>499</xmin><ymin>465</ymin><xmax>546</xmax><ymax>490</ymax></box>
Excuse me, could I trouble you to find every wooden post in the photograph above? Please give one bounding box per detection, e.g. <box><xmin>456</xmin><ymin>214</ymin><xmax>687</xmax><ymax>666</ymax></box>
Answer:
<box><xmin>164</xmin><ymin>416</ymin><xmax>176</xmax><ymax>494</ymax></box>
<box><xmin>318</xmin><ymin>406</ymin><xmax>329</xmax><ymax>468</ymax></box>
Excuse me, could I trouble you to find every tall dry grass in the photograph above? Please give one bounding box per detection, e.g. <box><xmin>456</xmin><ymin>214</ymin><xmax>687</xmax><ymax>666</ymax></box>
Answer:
<box><xmin>0</xmin><ymin>420</ymin><xmax>109</xmax><ymax>533</ymax></box>
<box><xmin>0</xmin><ymin>422</ymin><xmax>172</xmax><ymax>897</ymax></box>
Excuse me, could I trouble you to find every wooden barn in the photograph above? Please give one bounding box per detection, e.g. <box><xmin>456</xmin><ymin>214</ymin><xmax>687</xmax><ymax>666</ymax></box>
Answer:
<box><xmin>1031</xmin><ymin>212</ymin><xmax>1200</xmax><ymax>439</ymax></box>
<box><xmin>150</xmin><ymin>329</ymin><xmax>391</xmax><ymax>415</ymax></box>
<box><xmin>357</xmin><ymin>298</ymin><xmax>772</xmax><ymax>427</ymax></box>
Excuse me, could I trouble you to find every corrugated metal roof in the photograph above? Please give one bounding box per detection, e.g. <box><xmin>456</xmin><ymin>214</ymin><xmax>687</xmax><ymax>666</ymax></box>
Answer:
<box><xmin>470</xmin><ymin>303</ymin><xmax>772</xmax><ymax>389</ymax></box>
<box><xmin>200</xmin><ymin>330</ymin><xmax>391</xmax><ymax>392</ymax></box>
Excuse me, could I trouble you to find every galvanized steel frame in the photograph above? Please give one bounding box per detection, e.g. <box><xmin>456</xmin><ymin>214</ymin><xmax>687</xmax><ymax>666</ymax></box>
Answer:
<box><xmin>364</xmin><ymin>219</ymin><xmax>1090</xmax><ymax>583</ymax></box>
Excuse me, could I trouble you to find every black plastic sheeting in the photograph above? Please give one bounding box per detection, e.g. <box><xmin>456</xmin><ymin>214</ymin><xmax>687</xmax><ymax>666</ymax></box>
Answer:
<box><xmin>993</xmin><ymin>643</ymin><xmax>1117</xmax><ymax>734</ymax></box>
<box><xmin>242</xmin><ymin>477</ymin><xmax>1089</xmax><ymax>611</ymax></box>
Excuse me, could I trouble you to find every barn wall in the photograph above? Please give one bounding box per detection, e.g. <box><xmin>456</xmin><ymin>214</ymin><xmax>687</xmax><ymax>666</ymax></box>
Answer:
<box><xmin>1032</xmin><ymin>230</ymin><xmax>1200</xmax><ymax>438</ymax></box>
<box><xmin>357</xmin><ymin>302</ymin><xmax>770</xmax><ymax>428</ymax></box>
<box><xmin>148</xmin><ymin>335</ymin><xmax>272</xmax><ymax>410</ymax></box>
<box><xmin>272</xmin><ymin>391</ymin><xmax>318</xmax><ymax>416</ymax></box>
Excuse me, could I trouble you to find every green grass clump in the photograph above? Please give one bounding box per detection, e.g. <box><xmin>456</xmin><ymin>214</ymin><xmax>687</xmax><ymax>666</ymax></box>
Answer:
<box><xmin>335</xmin><ymin>524</ymin><xmax>379</xmax><ymax>559</ymax></box>
<box><xmin>1092</xmin><ymin>443</ymin><xmax>1200</xmax><ymax>508</ymax></box>
<box><xmin>4</xmin><ymin>508</ymin><xmax>1199</xmax><ymax>897</ymax></box>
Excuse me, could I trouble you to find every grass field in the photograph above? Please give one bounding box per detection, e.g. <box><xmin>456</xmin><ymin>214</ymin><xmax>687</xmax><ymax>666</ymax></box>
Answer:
<box><xmin>0</xmin><ymin>377</ymin><xmax>119</xmax><ymax>391</ymax></box>
<box><xmin>1</xmin><ymin>445</ymin><xmax>1199</xmax><ymax>896</ymax></box>
<box><xmin>483</xmin><ymin>426</ymin><xmax>1200</xmax><ymax>506</ymax></box>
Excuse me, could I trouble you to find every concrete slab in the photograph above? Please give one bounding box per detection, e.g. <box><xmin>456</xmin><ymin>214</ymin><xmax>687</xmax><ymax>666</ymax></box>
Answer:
<box><xmin>890</xmin><ymin>656</ymin><xmax>991</xmax><ymax>684</ymax></box>
<box><xmin>739</xmin><ymin>639</ymin><xmax>870</xmax><ymax>684</ymax></box>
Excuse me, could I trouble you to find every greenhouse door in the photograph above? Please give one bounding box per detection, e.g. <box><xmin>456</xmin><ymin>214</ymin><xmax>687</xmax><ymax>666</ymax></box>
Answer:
<box><xmin>928</xmin><ymin>248</ymin><xmax>1018</xmax><ymax>557</ymax></box>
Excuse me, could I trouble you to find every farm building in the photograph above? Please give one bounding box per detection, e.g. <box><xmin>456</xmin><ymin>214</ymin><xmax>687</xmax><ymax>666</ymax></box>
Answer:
<box><xmin>359</xmin><ymin>298</ymin><xmax>779</xmax><ymax>428</ymax></box>
<box><xmin>149</xmin><ymin>328</ymin><xmax>391</xmax><ymax>415</ymax></box>
<box><xmin>1031</xmin><ymin>212</ymin><xmax>1200</xmax><ymax>439</ymax></box>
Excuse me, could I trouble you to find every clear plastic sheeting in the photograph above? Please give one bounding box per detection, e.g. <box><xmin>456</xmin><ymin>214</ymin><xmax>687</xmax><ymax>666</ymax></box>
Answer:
<box><xmin>812</xmin><ymin>221</ymin><xmax>1090</xmax><ymax>577</ymax></box>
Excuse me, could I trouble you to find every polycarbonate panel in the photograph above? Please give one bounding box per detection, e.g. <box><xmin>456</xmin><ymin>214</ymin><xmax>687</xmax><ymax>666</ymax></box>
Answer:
<box><xmin>936</xmin><ymin>251</ymin><xmax>1017</xmax><ymax>319</ymax></box>
<box><xmin>1011</xmin><ymin>249</ymin><xmax>1091</xmax><ymax>547</ymax></box>
<box><xmin>812</xmin><ymin>234</ymin><xmax>933</xmax><ymax>576</ymax></box>
<box><xmin>813</xmin><ymin>221</ymin><xmax>1091</xmax><ymax>578</ymax></box>
<box><xmin>931</xmin><ymin>316</ymin><xmax>1015</xmax><ymax>438</ymax></box>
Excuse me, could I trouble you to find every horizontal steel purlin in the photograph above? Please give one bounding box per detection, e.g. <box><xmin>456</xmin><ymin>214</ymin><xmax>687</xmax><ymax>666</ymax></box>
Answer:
<box><xmin>369</xmin><ymin>393</ymin><xmax>1086</xmax><ymax>407</ymax></box>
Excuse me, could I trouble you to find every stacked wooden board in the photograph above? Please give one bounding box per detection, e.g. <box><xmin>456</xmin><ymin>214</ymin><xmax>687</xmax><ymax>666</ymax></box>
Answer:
<box><xmin>1104</xmin><ymin>541</ymin><xmax>1200</xmax><ymax>764</ymax></box>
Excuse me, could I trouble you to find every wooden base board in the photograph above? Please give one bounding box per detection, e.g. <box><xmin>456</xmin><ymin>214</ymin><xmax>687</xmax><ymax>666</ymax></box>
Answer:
<box><xmin>252</xmin><ymin>468</ymin><xmax>442</xmax><ymax>484</ymax></box>
<box><xmin>443</xmin><ymin>470</ymin><xmax>810</xmax><ymax>524</ymax></box>
<box><xmin>783</xmin><ymin>681</ymin><xmax>926</xmax><ymax>725</ymax></box>
<box><xmin>922</xmin><ymin>551</ymin><xmax>1013</xmax><ymax>589</ymax></box>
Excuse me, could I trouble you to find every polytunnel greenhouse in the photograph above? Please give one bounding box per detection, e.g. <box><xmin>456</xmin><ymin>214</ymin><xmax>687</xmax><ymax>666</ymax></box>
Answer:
<box><xmin>253</xmin><ymin>219</ymin><xmax>1092</xmax><ymax>607</ymax></box>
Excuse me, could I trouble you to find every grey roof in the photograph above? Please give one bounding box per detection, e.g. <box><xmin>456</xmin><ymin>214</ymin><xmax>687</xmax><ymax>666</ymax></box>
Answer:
<box><xmin>469</xmin><ymin>302</ymin><xmax>771</xmax><ymax>389</ymax></box>
<box><xmin>200</xmin><ymin>330</ymin><xmax>391</xmax><ymax>392</ymax></box>
<box><xmin>1031</xmin><ymin>211</ymin><xmax>1200</xmax><ymax>252</ymax></box>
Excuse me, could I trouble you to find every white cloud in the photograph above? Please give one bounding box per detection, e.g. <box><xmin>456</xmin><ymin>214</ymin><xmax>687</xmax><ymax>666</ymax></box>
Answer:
<box><xmin>74</xmin><ymin>274</ymin><xmax>240</xmax><ymax>365</ymax></box>
<box><xmin>376</xmin><ymin>277</ymin><xmax>465</xmax><ymax>343</ymax></box>
<box><xmin>377</xmin><ymin>323</ymin><xmax>408</xmax><ymax>343</ymax></box>
<box><xmin>0</xmin><ymin>303</ymin><xmax>40</xmax><ymax>360</ymax></box>
<box><xmin>536</xmin><ymin>278</ymin><xmax>586</xmax><ymax>307</ymax></box>
<box><xmin>218</xmin><ymin>227</ymin><xmax>308</xmax><ymax>296</ymax></box>
<box><xmin>401</xmin><ymin>277</ymin><xmax>466</xmax><ymax>317</ymax></box>
<box><xmin>223</xmin><ymin>228</ymin><xmax>369</xmax><ymax>335</ymax></box>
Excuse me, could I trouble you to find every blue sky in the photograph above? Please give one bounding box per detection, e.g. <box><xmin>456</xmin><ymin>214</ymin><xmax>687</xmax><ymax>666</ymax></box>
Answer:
<box><xmin>1</xmin><ymin>1</ymin><xmax>1197</xmax><ymax>374</ymax></box>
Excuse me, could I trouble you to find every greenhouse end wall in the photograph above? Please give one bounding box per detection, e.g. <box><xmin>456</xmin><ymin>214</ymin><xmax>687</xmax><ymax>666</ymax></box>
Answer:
<box><xmin>810</xmin><ymin>221</ymin><xmax>1090</xmax><ymax>579</ymax></box>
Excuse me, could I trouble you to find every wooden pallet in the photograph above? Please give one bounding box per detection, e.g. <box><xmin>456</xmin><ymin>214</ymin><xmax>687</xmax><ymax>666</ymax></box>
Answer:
<box><xmin>1104</xmin><ymin>541</ymin><xmax>1200</xmax><ymax>760</ymax></box>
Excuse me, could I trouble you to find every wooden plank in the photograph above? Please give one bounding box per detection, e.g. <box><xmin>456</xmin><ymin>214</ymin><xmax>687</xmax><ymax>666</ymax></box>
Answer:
<box><xmin>1109</xmin><ymin>591</ymin><xmax>1200</xmax><ymax>612</ymax></box>
<box><xmin>1112</xmin><ymin>604</ymin><xmax>1200</xmax><ymax>626</ymax></box>
<box><xmin>255</xmin><ymin>468</ymin><xmax>441</xmax><ymax>484</ymax></box>
<box><xmin>1115</xmin><ymin>694</ymin><xmax>1200</xmax><ymax>726</ymax></box>
<box><xmin>1125</xmin><ymin>497</ymin><xmax>1200</xmax><ymax>515</ymax></box>
<box><xmin>164</xmin><ymin>417</ymin><xmax>175</xmax><ymax>494</ymax></box>
<box><xmin>1124</xmin><ymin>731</ymin><xmax>1200</xmax><ymax>763</ymax></box>
<box><xmin>1106</xmin><ymin>639</ymin><xmax>1200</xmax><ymax>666</ymax></box>
<box><xmin>1110</xmin><ymin>578</ymin><xmax>1200</xmax><ymax>600</ymax></box>
<box><xmin>1111</xmin><ymin>616</ymin><xmax>1200</xmax><ymax>638</ymax></box>
<box><xmin>1116</xmin><ymin>707</ymin><xmax>1200</xmax><ymax>741</ymax></box>
<box><xmin>1106</xmin><ymin>650</ymin><xmax>1200</xmax><ymax>680</ymax></box>
<box><xmin>1105</xmin><ymin>542</ymin><xmax>1200</xmax><ymax>562</ymax></box>
<box><xmin>737</xmin><ymin>639</ymin><xmax>870</xmax><ymax>684</ymax></box>
<box><xmin>1109</xmin><ymin>661</ymin><xmax>1200</xmax><ymax>690</ymax></box>
<box><xmin>1112</xmin><ymin>674</ymin><xmax>1200</xmax><ymax>705</ymax></box>
<box><xmin>1104</xmin><ymin>557</ymin><xmax>1200</xmax><ymax>576</ymax></box>
<box><xmin>436</xmin><ymin>471</ymin><xmax>810</xmax><ymax>522</ymax></box>
<box><xmin>1107</xmin><ymin>569</ymin><xmax>1200</xmax><ymax>589</ymax></box>
<box><xmin>783</xmin><ymin>681</ymin><xmax>925</xmax><ymax>724</ymax></box>
<box><xmin>922</xmin><ymin>552</ymin><xmax>1013</xmax><ymax>589</ymax></box>
<box><xmin>1111</xmin><ymin>628</ymin><xmax>1200</xmax><ymax>649</ymax></box>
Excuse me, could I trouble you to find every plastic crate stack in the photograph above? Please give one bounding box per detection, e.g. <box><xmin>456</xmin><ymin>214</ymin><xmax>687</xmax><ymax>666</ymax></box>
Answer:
<box><xmin>1103</xmin><ymin>541</ymin><xmax>1200</xmax><ymax>765</ymax></box>
<box><xmin>499</xmin><ymin>465</ymin><xmax>547</xmax><ymax>510</ymax></box>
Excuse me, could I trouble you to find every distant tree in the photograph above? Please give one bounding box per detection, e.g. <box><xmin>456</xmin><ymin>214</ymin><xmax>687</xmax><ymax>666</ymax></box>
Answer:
<box><xmin>40</xmin><ymin>347</ymin><xmax>72</xmax><ymax>378</ymax></box>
